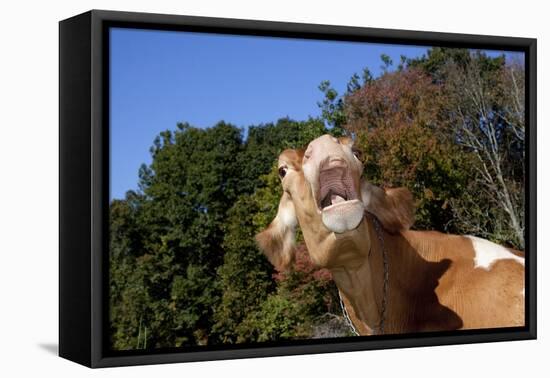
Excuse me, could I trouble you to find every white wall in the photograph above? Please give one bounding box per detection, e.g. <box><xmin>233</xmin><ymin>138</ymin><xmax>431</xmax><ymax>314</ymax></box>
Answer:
<box><xmin>0</xmin><ymin>0</ymin><xmax>547</xmax><ymax>376</ymax></box>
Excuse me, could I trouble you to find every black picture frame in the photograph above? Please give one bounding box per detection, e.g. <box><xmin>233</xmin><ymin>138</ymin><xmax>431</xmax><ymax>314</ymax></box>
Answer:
<box><xmin>59</xmin><ymin>9</ymin><xmax>537</xmax><ymax>368</ymax></box>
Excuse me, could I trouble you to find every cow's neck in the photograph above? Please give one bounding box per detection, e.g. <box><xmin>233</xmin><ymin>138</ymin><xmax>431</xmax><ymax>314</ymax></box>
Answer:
<box><xmin>328</xmin><ymin>215</ymin><xmax>387</xmax><ymax>334</ymax></box>
<box><xmin>330</xmin><ymin>216</ymin><xmax>451</xmax><ymax>334</ymax></box>
<box><xmin>298</xmin><ymin>205</ymin><xmax>454</xmax><ymax>334</ymax></box>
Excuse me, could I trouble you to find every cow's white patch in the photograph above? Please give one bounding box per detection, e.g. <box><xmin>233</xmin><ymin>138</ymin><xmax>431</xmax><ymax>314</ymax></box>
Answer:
<box><xmin>278</xmin><ymin>199</ymin><xmax>297</xmax><ymax>229</ymax></box>
<box><xmin>466</xmin><ymin>236</ymin><xmax>524</xmax><ymax>270</ymax></box>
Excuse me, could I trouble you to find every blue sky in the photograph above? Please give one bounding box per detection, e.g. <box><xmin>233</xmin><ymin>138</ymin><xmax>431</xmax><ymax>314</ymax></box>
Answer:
<box><xmin>109</xmin><ymin>27</ymin><xmax>518</xmax><ymax>200</ymax></box>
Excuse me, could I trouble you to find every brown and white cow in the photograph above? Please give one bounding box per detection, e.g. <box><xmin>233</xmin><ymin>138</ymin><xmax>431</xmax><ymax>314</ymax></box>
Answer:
<box><xmin>256</xmin><ymin>134</ymin><xmax>524</xmax><ymax>335</ymax></box>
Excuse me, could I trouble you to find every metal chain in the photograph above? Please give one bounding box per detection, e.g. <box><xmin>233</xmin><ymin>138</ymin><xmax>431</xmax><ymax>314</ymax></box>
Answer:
<box><xmin>338</xmin><ymin>290</ymin><xmax>360</xmax><ymax>336</ymax></box>
<box><xmin>369</xmin><ymin>213</ymin><xmax>389</xmax><ymax>335</ymax></box>
<box><xmin>338</xmin><ymin>212</ymin><xmax>389</xmax><ymax>335</ymax></box>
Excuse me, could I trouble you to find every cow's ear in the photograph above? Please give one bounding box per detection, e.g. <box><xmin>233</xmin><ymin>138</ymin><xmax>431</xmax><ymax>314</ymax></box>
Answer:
<box><xmin>360</xmin><ymin>181</ymin><xmax>415</xmax><ymax>233</ymax></box>
<box><xmin>255</xmin><ymin>192</ymin><xmax>297</xmax><ymax>271</ymax></box>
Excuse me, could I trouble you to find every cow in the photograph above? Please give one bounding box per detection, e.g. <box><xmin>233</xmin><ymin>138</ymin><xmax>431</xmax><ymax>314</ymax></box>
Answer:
<box><xmin>255</xmin><ymin>134</ymin><xmax>525</xmax><ymax>335</ymax></box>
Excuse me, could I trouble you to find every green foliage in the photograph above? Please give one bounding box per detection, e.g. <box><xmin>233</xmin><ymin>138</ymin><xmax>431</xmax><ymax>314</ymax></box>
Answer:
<box><xmin>380</xmin><ymin>53</ymin><xmax>393</xmax><ymax>71</ymax></box>
<box><xmin>110</xmin><ymin>122</ymin><xmax>245</xmax><ymax>349</ymax></box>
<box><xmin>237</xmin><ymin>117</ymin><xmax>328</xmax><ymax>194</ymax></box>
<box><xmin>235</xmin><ymin>246</ymin><xmax>338</xmax><ymax>343</ymax></box>
<box><xmin>211</xmin><ymin>193</ymin><xmax>275</xmax><ymax>344</ymax></box>
<box><xmin>237</xmin><ymin>291</ymin><xmax>311</xmax><ymax>342</ymax></box>
<box><xmin>407</xmin><ymin>47</ymin><xmax>505</xmax><ymax>84</ymax></box>
<box><xmin>362</xmin><ymin>67</ymin><xmax>374</xmax><ymax>84</ymax></box>
<box><xmin>317</xmin><ymin>80</ymin><xmax>347</xmax><ymax>133</ymax></box>
<box><xmin>346</xmin><ymin>73</ymin><xmax>361</xmax><ymax>93</ymax></box>
<box><xmin>212</xmin><ymin>119</ymin><xmax>332</xmax><ymax>344</ymax></box>
<box><xmin>317</xmin><ymin>71</ymin><xmax>376</xmax><ymax>136</ymax></box>
<box><xmin>110</xmin><ymin>117</ymin><xmax>336</xmax><ymax>350</ymax></box>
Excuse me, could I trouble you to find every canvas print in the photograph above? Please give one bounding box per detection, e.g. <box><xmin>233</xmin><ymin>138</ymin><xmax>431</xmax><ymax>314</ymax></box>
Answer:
<box><xmin>108</xmin><ymin>27</ymin><xmax>526</xmax><ymax>351</ymax></box>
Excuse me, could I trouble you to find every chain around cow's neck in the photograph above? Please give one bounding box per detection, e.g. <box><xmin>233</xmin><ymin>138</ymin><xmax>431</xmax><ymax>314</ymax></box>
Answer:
<box><xmin>338</xmin><ymin>212</ymin><xmax>389</xmax><ymax>335</ymax></box>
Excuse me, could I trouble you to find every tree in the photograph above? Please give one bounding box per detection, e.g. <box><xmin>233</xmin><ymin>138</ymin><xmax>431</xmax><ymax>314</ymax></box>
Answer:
<box><xmin>343</xmin><ymin>48</ymin><xmax>525</xmax><ymax>249</ymax></box>
<box><xmin>344</xmin><ymin>67</ymin><xmax>470</xmax><ymax>232</ymax></box>
<box><xmin>212</xmin><ymin>120</ymin><xmax>348</xmax><ymax>343</ymax></box>
<box><xmin>443</xmin><ymin>53</ymin><xmax>525</xmax><ymax>248</ymax></box>
<box><xmin>237</xmin><ymin>117</ymin><xmax>327</xmax><ymax>194</ymax></box>
<box><xmin>109</xmin><ymin>196</ymin><xmax>149</xmax><ymax>349</ymax></box>
<box><xmin>317</xmin><ymin>80</ymin><xmax>347</xmax><ymax>134</ymax></box>
<box><xmin>211</xmin><ymin>192</ymin><xmax>276</xmax><ymax>344</ymax></box>
<box><xmin>110</xmin><ymin>117</ymin><xmax>344</xmax><ymax>349</ymax></box>
<box><xmin>380</xmin><ymin>53</ymin><xmax>393</xmax><ymax>72</ymax></box>
<box><xmin>110</xmin><ymin>122</ymin><xmax>245</xmax><ymax>349</ymax></box>
<box><xmin>407</xmin><ymin>47</ymin><xmax>472</xmax><ymax>83</ymax></box>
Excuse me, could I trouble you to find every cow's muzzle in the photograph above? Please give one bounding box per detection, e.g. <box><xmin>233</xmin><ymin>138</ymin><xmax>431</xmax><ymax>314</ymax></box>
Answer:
<box><xmin>317</xmin><ymin>164</ymin><xmax>364</xmax><ymax>233</ymax></box>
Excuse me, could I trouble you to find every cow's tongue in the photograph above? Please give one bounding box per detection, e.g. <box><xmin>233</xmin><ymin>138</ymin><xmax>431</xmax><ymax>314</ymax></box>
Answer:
<box><xmin>331</xmin><ymin>194</ymin><xmax>346</xmax><ymax>205</ymax></box>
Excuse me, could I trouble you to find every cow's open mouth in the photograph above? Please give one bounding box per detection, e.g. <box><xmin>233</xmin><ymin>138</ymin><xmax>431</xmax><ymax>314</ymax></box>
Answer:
<box><xmin>318</xmin><ymin>167</ymin><xmax>364</xmax><ymax>233</ymax></box>
<box><xmin>319</xmin><ymin>167</ymin><xmax>358</xmax><ymax>210</ymax></box>
<box><xmin>320</xmin><ymin>189</ymin><xmax>349</xmax><ymax>209</ymax></box>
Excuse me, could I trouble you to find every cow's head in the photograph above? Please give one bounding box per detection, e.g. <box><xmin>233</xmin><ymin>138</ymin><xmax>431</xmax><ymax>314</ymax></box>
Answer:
<box><xmin>256</xmin><ymin>134</ymin><xmax>414</xmax><ymax>271</ymax></box>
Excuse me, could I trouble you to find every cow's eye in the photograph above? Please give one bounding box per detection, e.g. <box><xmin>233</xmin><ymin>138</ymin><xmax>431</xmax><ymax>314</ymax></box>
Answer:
<box><xmin>278</xmin><ymin>166</ymin><xmax>288</xmax><ymax>179</ymax></box>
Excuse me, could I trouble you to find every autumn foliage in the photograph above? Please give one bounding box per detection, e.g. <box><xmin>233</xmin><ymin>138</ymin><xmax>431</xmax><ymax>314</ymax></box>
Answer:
<box><xmin>344</xmin><ymin>68</ymin><xmax>470</xmax><ymax>231</ymax></box>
